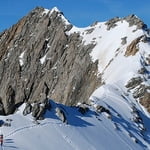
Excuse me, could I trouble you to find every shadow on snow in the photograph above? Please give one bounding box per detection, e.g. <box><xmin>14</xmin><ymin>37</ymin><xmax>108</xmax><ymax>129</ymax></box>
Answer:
<box><xmin>44</xmin><ymin>100</ymin><xmax>94</xmax><ymax>127</ymax></box>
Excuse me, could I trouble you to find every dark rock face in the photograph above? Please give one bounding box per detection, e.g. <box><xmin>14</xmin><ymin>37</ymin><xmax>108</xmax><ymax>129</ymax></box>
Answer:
<box><xmin>5</xmin><ymin>86</ymin><xmax>16</xmax><ymax>114</ymax></box>
<box><xmin>23</xmin><ymin>103</ymin><xmax>32</xmax><ymax>116</ymax></box>
<box><xmin>126</xmin><ymin>77</ymin><xmax>150</xmax><ymax>113</ymax></box>
<box><xmin>77</xmin><ymin>103</ymin><xmax>89</xmax><ymax>115</ymax></box>
<box><xmin>121</xmin><ymin>37</ymin><xmax>127</xmax><ymax>45</ymax></box>
<box><xmin>124</xmin><ymin>14</ymin><xmax>147</xmax><ymax>30</ymax></box>
<box><xmin>126</xmin><ymin>77</ymin><xmax>143</xmax><ymax>89</ymax></box>
<box><xmin>0</xmin><ymin>7</ymin><xmax>100</xmax><ymax>115</ymax></box>
<box><xmin>105</xmin><ymin>17</ymin><xmax>120</xmax><ymax>30</ymax></box>
<box><xmin>105</xmin><ymin>14</ymin><xmax>147</xmax><ymax>32</ymax></box>
<box><xmin>23</xmin><ymin>99</ymin><xmax>51</xmax><ymax>120</ymax></box>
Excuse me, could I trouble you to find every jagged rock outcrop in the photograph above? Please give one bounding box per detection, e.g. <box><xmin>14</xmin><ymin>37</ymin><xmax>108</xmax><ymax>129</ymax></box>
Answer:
<box><xmin>124</xmin><ymin>14</ymin><xmax>147</xmax><ymax>30</ymax></box>
<box><xmin>0</xmin><ymin>7</ymin><xmax>100</xmax><ymax>115</ymax></box>
<box><xmin>55</xmin><ymin>107</ymin><xmax>67</xmax><ymax>123</ymax></box>
<box><xmin>121</xmin><ymin>37</ymin><xmax>127</xmax><ymax>45</ymax></box>
<box><xmin>0</xmin><ymin>6</ymin><xmax>149</xmax><ymax>116</ymax></box>
<box><xmin>23</xmin><ymin>102</ymin><xmax>32</xmax><ymax>116</ymax></box>
<box><xmin>105</xmin><ymin>14</ymin><xmax>147</xmax><ymax>31</ymax></box>
<box><xmin>105</xmin><ymin>17</ymin><xmax>120</xmax><ymax>30</ymax></box>
<box><xmin>126</xmin><ymin>75</ymin><xmax>150</xmax><ymax>113</ymax></box>
<box><xmin>125</xmin><ymin>36</ymin><xmax>143</xmax><ymax>56</ymax></box>
<box><xmin>140</xmin><ymin>92</ymin><xmax>150</xmax><ymax>112</ymax></box>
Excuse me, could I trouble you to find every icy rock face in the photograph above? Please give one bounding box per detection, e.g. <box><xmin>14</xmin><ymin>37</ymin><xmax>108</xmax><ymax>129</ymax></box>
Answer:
<box><xmin>0</xmin><ymin>7</ymin><xmax>100</xmax><ymax>115</ymax></box>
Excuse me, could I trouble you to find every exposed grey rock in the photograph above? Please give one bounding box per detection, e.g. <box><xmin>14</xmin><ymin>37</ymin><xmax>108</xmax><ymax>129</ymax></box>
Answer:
<box><xmin>40</xmin><ymin>98</ymin><xmax>51</xmax><ymax>110</ymax></box>
<box><xmin>146</xmin><ymin>55</ymin><xmax>150</xmax><ymax>65</ymax></box>
<box><xmin>121</xmin><ymin>37</ymin><xmax>127</xmax><ymax>45</ymax></box>
<box><xmin>55</xmin><ymin>107</ymin><xmax>67</xmax><ymax>123</ymax></box>
<box><xmin>0</xmin><ymin>7</ymin><xmax>100</xmax><ymax>115</ymax></box>
<box><xmin>77</xmin><ymin>103</ymin><xmax>89</xmax><ymax>115</ymax></box>
<box><xmin>133</xmin><ymin>85</ymin><xmax>150</xmax><ymax>99</ymax></box>
<box><xmin>0</xmin><ymin>103</ymin><xmax>4</xmax><ymax>115</ymax></box>
<box><xmin>95</xmin><ymin>105</ymin><xmax>111</xmax><ymax>115</ymax></box>
<box><xmin>105</xmin><ymin>17</ymin><xmax>120</xmax><ymax>30</ymax></box>
<box><xmin>131</xmin><ymin>105</ymin><xmax>146</xmax><ymax>133</ymax></box>
<box><xmin>141</xmin><ymin>35</ymin><xmax>150</xmax><ymax>43</ymax></box>
<box><xmin>85</xmin><ymin>28</ymin><xmax>95</xmax><ymax>34</ymax></box>
<box><xmin>36</xmin><ymin>104</ymin><xmax>47</xmax><ymax>120</ymax></box>
<box><xmin>90</xmin><ymin>21</ymin><xmax>99</xmax><ymax>27</ymax></box>
<box><xmin>0</xmin><ymin>97</ymin><xmax>5</xmax><ymax>115</ymax></box>
<box><xmin>32</xmin><ymin>103</ymin><xmax>40</xmax><ymax>119</ymax></box>
<box><xmin>126</xmin><ymin>77</ymin><xmax>143</xmax><ymax>89</ymax></box>
<box><xmin>4</xmin><ymin>86</ymin><xmax>16</xmax><ymax>114</ymax></box>
<box><xmin>138</xmin><ymin>68</ymin><xmax>147</xmax><ymax>74</ymax></box>
<box><xmin>0</xmin><ymin>6</ymin><xmax>149</xmax><ymax>116</ymax></box>
<box><xmin>124</xmin><ymin>14</ymin><xmax>147</xmax><ymax>30</ymax></box>
<box><xmin>23</xmin><ymin>102</ymin><xmax>32</xmax><ymax>116</ymax></box>
<box><xmin>30</xmin><ymin>99</ymin><xmax>50</xmax><ymax>120</ymax></box>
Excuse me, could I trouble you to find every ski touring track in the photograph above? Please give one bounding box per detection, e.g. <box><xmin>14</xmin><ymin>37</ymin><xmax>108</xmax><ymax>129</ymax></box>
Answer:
<box><xmin>3</xmin><ymin>120</ymin><xmax>79</xmax><ymax>150</ymax></box>
<box><xmin>4</xmin><ymin>121</ymin><xmax>59</xmax><ymax>138</ymax></box>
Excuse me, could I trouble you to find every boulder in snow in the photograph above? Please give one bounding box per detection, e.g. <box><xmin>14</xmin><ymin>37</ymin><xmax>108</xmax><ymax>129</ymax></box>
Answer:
<box><xmin>55</xmin><ymin>107</ymin><xmax>67</xmax><ymax>124</ymax></box>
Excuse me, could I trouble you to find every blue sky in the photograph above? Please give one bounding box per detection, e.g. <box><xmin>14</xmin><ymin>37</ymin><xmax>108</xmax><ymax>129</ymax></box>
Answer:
<box><xmin>0</xmin><ymin>0</ymin><xmax>150</xmax><ymax>32</ymax></box>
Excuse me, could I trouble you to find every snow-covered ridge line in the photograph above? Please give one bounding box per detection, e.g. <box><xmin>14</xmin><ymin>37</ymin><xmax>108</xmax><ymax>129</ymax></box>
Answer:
<box><xmin>0</xmin><ymin>6</ymin><xmax>150</xmax><ymax>150</ymax></box>
<box><xmin>42</xmin><ymin>7</ymin><xmax>70</xmax><ymax>26</ymax></box>
<box><xmin>50</xmin><ymin>7</ymin><xmax>60</xmax><ymax>14</ymax></box>
<box><xmin>68</xmin><ymin>17</ymin><xmax>148</xmax><ymax>84</ymax></box>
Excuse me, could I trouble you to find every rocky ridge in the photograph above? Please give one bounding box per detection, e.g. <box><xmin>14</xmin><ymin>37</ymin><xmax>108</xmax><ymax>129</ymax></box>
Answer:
<box><xmin>0</xmin><ymin>7</ymin><xmax>100</xmax><ymax>115</ymax></box>
<box><xmin>0</xmin><ymin>7</ymin><xmax>149</xmax><ymax>116</ymax></box>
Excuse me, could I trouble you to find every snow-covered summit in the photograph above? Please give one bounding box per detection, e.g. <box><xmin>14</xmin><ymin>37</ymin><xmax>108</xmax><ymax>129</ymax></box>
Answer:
<box><xmin>42</xmin><ymin>7</ymin><xmax>60</xmax><ymax>15</ymax></box>
<box><xmin>68</xmin><ymin>15</ymin><xmax>149</xmax><ymax>85</ymax></box>
<box><xmin>42</xmin><ymin>7</ymin><xmax>71</xmax><ymax>26</ymax></box>
<box><xmin>0</xmin><ymin>6</ymin><xmax>150</xmax><ymax>150</ymax></box>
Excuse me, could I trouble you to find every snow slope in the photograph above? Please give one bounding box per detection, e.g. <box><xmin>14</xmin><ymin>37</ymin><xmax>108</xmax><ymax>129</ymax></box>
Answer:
<box><xmin>0</xmin><ymin>8</ymin><xmax>150</xmax><ymax>150</ymax></box>
<box><xmin>0</xmin><ymin>99</ymin><xmax>149</xmax><ymax>150</ymax></box>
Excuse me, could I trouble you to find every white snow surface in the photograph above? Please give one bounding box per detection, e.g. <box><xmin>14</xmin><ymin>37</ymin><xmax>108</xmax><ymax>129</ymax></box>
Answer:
<box><xmin>40</xmin><ymin>54</ymin><xmax>47</xmax><ymax>64</ymax></box>
<box><xmin>19</xmin><ymin>51</ymin><xmax>25</xmax><ymax>66</ymax></box>
<box><xmin>49</xmin><ymin>7</ymin><xmax>60</xmax><ymax>15</ymax></box>
<box><xmin>0</xmin><ymin>98</ymin><xmax>150</xmax><ymax>150</ymax></box>
<box><xmin>68</xmin><ymin>20</ymin><xmax>147</xmax><ymax>85</ymax></box>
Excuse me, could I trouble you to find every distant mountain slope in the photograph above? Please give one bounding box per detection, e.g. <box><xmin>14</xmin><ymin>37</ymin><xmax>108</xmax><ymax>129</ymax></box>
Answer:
<box><xmin>0</xmin><ymin>7</ymin><xmax>149</xmax><ymax>150</ymax></box>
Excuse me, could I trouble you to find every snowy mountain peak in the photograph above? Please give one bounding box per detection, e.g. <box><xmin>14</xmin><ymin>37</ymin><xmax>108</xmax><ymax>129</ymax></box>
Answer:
<box><xmin>42</xmin><ymin>7</ymin><xmax>60</xmax><ymax>15</ymax></box>
<box><xmin>42</xmin><ymin>7</ymin><xmax>71</xmax><ymax>26</ymax></box>
<box><xmin>50</xmin><ymin>6</ymin><xmax>60</xmax><ymax>14</ymax></box>
<box><xmin>0</xmin><ymin>7</ymin><xmax>150</xmax><ymax>150</ymax></box>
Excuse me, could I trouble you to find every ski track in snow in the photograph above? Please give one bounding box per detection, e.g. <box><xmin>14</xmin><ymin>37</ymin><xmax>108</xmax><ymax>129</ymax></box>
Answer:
<box><xmin>4</xmin><ymin>120</ymin><xmax>79</xmax><ymax>150</ymax></box>
<box><xmin>5</xmin><ymin>121</ymin><xmax>57</xmax><ymax>138</ymax></box>
<box><xmin>53</xmin><ymin>124</ymin><xmax>79</xmax><ymax>150</ymax></box>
